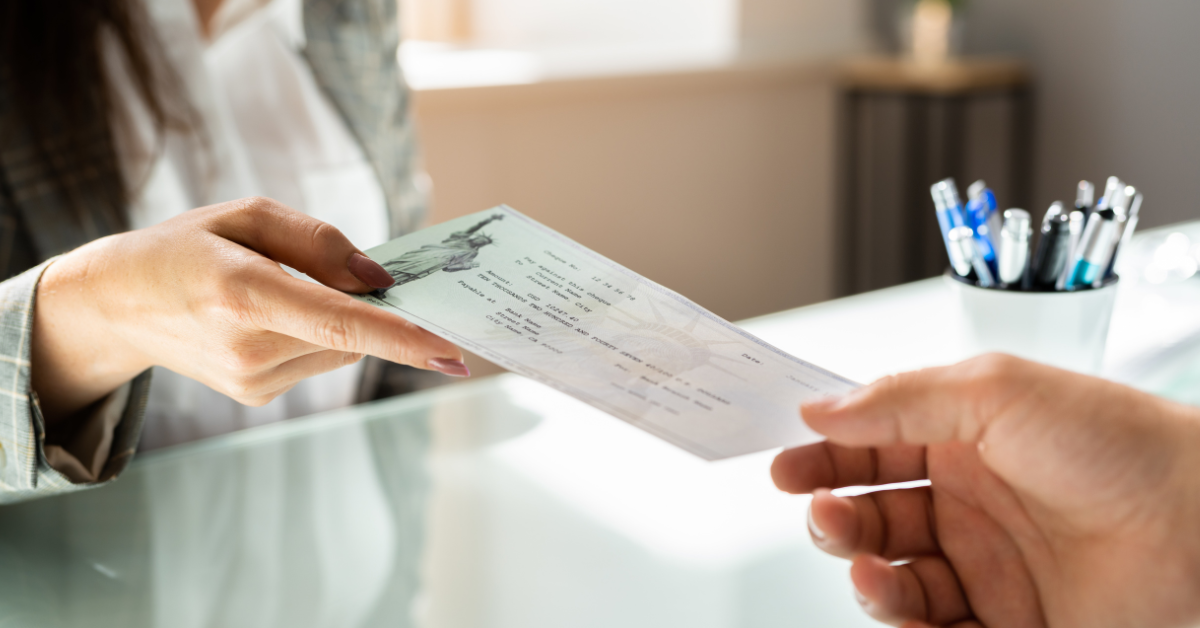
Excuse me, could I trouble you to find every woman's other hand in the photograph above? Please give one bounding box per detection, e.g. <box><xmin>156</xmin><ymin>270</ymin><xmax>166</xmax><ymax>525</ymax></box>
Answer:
<box><xmin>772</xmin><ymin>354</ymin><xmax>1200</xmax><ymax>628</ymax></box>
<box><xmin>33</xmin><ymin>196</ymin><xmax>466</xmax><ymax>423</ymax></box>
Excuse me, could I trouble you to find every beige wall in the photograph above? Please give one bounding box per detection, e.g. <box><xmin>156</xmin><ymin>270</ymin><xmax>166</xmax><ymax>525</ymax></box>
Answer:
<box><xmin>958</xmin><ymin>0</ymin><xmax>1200</xmax><ymax>229</ymax></box>
<box><xmin>413</xmin><ymin>62</ymin><xmax>840</xmax><ymax>373</ymax></box>
<box><xmin>739</xmin><ymin>0</ymin><xmax>871</xmax><ymax>57</ymax></box>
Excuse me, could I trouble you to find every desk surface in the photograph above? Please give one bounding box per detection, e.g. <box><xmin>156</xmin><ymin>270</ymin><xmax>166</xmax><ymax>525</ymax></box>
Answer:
<box><xmin>3</xmin><ymin>223</ymin><xmax>1200</xmax><ymax>628</ymax></box>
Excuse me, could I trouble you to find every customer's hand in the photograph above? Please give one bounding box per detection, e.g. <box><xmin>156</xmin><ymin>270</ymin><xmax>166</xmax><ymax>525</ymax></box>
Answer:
<box><xmin>33</xmin><ymin>197</ymin><xmax>466</xmax><ymax>423</ymax></box>
<box><xmin>772</xmin><ymin>354</ymin><xmax>1200</xmax><ymax>628</ymax></box>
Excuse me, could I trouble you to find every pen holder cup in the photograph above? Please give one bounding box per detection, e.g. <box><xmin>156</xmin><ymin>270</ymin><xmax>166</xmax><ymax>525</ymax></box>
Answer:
<box><xmin>944</xmin><ymin>273</ymin><xmax>1119</xmax><ymax>374</ymax></box>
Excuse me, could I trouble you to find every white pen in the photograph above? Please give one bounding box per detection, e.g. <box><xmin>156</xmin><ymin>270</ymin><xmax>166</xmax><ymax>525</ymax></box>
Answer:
<box><xmin>950</xmin><ymin>226</ymin><xmax>995</xmax><ymax>287</ymax></box>
<box><xmin>998</xmin><ymin>209</ymin><xmax>1032</xmax><ymax>286</ymax></box>
<box><xmin>1064</xmin><ymin>208</ymin><xmax>1120</xmax><ymax>290</ymax></box>
<box><xmin>1076</xmin><ymin>180</ymin><xmax>1095</xmax><ymax>214</ymax></box>
<box><xmin>947</xmin><ymin>226</ymin><xmax>974</xmax><ymax>277</ymax></box>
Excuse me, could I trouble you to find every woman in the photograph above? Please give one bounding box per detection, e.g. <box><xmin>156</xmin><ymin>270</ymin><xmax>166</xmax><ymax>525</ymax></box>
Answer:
<box><xmin>0</xmin><ymin>0</ymin><xmax>464</xmax><ymax>502</ymax></box>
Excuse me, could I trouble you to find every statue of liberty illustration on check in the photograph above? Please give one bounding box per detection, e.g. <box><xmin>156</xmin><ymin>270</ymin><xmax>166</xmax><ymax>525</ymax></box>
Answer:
<box><xmin>375</xmin><ymin>214</ymin><xmax>504</xmax><ymax>295</ymax></box>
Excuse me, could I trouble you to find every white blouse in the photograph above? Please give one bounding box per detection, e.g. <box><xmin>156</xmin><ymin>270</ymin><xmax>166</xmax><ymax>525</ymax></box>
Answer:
<box><xmin>111</xmin><ymin>0</ymin><xmax>393</xmax><ymax>450</ymax></box>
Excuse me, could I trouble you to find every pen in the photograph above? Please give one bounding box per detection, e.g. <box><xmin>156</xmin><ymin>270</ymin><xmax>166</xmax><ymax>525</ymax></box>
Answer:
<box><xmin>964</xmin><ymin>181</ymin><xmax>1003</xmax><ymax>279</ymax></box>
<box><xmin>1076</xmin><ymin>180</ymin><xmax>1095</xmax><ymax>216</ymax></box>
<box><xmin>947</xmin><ymin>226</ymin><xmax>974</xmax><ymax>277</ymax></box>
<box><xmin>1093</xmin><ymin>176</ymin><xmax>1122</xmax><ymax>216</ymax></box>
<box><xmin>1103</xmin><ymin>187</ymin><xmax>1142</xmax><ymax>280</ymax></box>
<box><xmin>966</xmin><ymin>180</ymin><xmax>986</xmax><ymax>213</ymax></box>
<box><xmin>1085</xmin><ymin>184</ymin><xmax>1132</xmax><ymax>287</ymax></box>
<box><xmin>940</xmin><ymin>182</ymin><xmax>998</xmax><ymax>283</ymax></box>
<box><xmin>932</xmin><ymin>180</ymin><xmax>966</xmax><ymax>267</ymax></box>
<box><xmin>1063</xmin><ymin>208</ymin><xmax>1120</xmax><ymax>290</ymax></box>
<box><xmin>1111</xmin><ymin>191</ymin><xmax>1143</xmax><ymax>275</ymax></box>
<box><xmin>983</xmin><ymin>185</ymin><xmax>1002</xmax><ymax>254</ymax></box>
<box><xmin>965</xmin><ymin>180</ymin><xmax>999</xmax><ymax>276</ymax></box>
<box><xmin>1056</xmin><ymin>210</ymin><xmax>1088</xmax><ymax>290</ymax></box>
<box><xmin>940</xmin><ymin>179</ymin><xmax>968</xmax><ymax>227</ymax></box>
<box><xmin>949</xmin><ymin>225</ymin><xmax>995</xmax><ymax>288</ymax></box>
<box><xmin>1030</xmin><ymin>202</ymin><xmax>1071</xmax><ymax>289</ymax></box>
<box><xmin>998</xmin><ymin>209</ymin><xmax>1032</xmax><ymax>286</ymax></box>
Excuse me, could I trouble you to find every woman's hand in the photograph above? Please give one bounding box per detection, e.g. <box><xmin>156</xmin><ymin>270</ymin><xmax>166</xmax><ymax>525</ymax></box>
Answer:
<box><xmin>772</xmin><ymin>354</ymin><xmax>1200</xmax><ymax>628</ymax></box>
<box><xmin>33</xmin><ymin>197</ymin><xmax>466</xmax><ymax>424</ymax></box>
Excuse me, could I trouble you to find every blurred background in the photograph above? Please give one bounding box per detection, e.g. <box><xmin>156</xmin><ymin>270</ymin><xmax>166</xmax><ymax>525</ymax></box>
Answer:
<box><xmin>398</xmin><ymin>0</ymin><xmax>1200</xmax><ymax>375</ymax></box>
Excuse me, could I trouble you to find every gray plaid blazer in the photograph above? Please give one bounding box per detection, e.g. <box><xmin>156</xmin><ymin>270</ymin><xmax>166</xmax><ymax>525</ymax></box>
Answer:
<box><xmin>0</xmin><ymin>0</ymin><xmax>423</xmax><ymax>503</ymax></box>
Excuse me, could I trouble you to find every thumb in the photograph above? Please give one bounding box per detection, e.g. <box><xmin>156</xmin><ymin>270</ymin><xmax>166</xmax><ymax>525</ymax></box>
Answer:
<box><xmin>803</xmin><ymin>354</ymin><xmax>1200</xmax><ymax>519</ymax></box>
<box><xmin>800</xmin><ymin>354</ymin><xmax>1044</xmax><ymax>448</ymax></box>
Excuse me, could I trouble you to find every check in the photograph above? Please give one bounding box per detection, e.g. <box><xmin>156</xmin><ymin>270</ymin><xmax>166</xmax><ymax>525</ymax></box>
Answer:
<box><xmin>356</xmin><ymin>206</ymin><xmax>859</xmax><ymax>460</ymax></box>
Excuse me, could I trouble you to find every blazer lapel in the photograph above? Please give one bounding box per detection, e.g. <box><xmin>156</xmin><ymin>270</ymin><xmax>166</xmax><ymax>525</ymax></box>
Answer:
<box><xmin>301</xmin><ymin>0</ymin><xmax>428</xmax><ymax>240</ymax></box>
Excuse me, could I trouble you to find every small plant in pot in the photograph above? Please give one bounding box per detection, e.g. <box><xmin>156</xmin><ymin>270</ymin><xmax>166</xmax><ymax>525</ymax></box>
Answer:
<box><xmin>907</xmin><ymin>0</ymin><xmax>966</xmax><ymax>64</ymax></box>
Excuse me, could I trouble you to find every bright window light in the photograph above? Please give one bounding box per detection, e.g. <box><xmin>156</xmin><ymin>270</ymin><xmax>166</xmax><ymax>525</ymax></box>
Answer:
<box><xmin>469</xmin><ymin>0</ymin><xmax>738</xmax><ymax>51</ymax></box>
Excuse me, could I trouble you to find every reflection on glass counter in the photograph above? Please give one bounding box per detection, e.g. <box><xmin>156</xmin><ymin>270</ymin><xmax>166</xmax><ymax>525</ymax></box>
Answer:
<box><xmin>1107</xmin><ymin>220</ymin><xmax>1200</xmax><ymax>406</ymax></box>
<box><xmin>0</xmin><ymin>378</ymin><xmax>872</xmax><ymax>628</ymax></box>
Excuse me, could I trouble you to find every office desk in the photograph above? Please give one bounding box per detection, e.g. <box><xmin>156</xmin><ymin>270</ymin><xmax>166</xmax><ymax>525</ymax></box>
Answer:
<box><xmin>2</xmin><ymin>223</ymin><xmax>1199</xmax><ymax>628</ymax></box>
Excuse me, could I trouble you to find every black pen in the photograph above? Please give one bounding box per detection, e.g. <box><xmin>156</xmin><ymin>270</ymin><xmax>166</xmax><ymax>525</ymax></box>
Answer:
<box><xmin>1093</xmin><ymin>176</ymin><xmax>1122</xmax><ymax>217</ymax></box>
<box><xmin>1076</xmin><ymin>180</ymin><xmax>1095</xmax><ymax>217</ymax></box>
<box><xmin>1091</xmin><ymin>185</ymin><xmax>1132</xmax><ymax>286</ymax></box>
<box><xmin>1103</xmin><ymin>187</ymin><xmax>1142</xmax><ymax>280</ymax></box>
<box><xmin>1030</xmin><ymin>201</ymin><xmax>1071</xmax><ymax>290</ymax></box>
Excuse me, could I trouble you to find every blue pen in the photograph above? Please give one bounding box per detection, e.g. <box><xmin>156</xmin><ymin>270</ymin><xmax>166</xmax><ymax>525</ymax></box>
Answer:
<box><xmin>931</xmin><ymin>179</ymin><xmax>966</xmax><ymax>265</ymax></box>
<box><xmin>1063</xmin><ymin>208</ymin><xmax>1119</xmax><ymax>290</ymax></box>
<box><xmin>1055</xmin><ymin>210</ymin><xmax>1087</xmax><ymax>290</ymax></box>
<box><xmin>965</xmin><ymin>180</ymin><xmax>999</xmax><ymax>276</ymax></box>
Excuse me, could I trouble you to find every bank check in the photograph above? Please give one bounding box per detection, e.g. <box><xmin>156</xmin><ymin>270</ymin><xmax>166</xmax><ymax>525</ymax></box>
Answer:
<box><xmin>355</xmin><ymin>206</ymin><xmax>859</xmax><ymax>460</ymax></box>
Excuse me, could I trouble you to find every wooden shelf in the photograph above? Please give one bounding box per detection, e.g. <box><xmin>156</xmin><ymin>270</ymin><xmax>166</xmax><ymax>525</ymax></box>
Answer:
<box><xmin>839</xmin><ymin>55</ymin><xmax>1031</xmax><ymax>94</ymax></box>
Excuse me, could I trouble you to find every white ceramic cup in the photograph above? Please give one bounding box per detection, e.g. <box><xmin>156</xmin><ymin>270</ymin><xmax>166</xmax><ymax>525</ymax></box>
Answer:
<box><xmin>944</xmin><ymin>273</ymin><xmax>1119</xmax><ymax>374</ymax></box>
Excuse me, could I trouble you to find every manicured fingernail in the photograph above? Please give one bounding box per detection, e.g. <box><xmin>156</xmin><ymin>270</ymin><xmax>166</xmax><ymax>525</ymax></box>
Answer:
<box><xmin>853</xmin><ymin>586</ymin><xmax>875</xmax><ymax>614</ymax></box>
<box><xmin>807</xmin><ymin>506</ymin><xmax>827</xmax><ymax>542</ymax></box>
<box><xmin>428</xmin><ymin>358</ymin><xmax>470</xmax><ymax>378</ymax></box>
<box><xmin>349</xmin><ymin>253</ymin><xmax>395</xmax><ymax>289</ymax></box>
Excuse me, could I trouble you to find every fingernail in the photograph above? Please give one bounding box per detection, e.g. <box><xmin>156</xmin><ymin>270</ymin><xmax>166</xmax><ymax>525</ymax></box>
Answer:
<box><xmin>349</xmin><ymin>253</ymin><xmax>395</xmax><ymax>289</ymax></box>
<box><xmin>807</xmin><ymin>506</ymin><xmax>827</xmax><ymax>542</ymax></box>
<box><xmin>854</xmin><ymin>585</ymin><xmax>883</xmax><ymax>614</ymax></box>
<box><xmin>853</xmin><ymin>586</ymin><xmax>875</xmax><ymax>614</ymax></box>
<box><xmin>428</xmin><ymin>358</ymin><xmax>470</xmax><ymax>378</ymax></box>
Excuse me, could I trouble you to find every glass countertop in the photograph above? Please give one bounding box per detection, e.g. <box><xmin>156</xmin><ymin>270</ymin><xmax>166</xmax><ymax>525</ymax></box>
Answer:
<box><xmin>0</xmin><ymin>376</ymin><xmax>877</xmax><ymax>628</ymax></box>
<box><xmin>2</xmin><ymin>221</ymin><xmax>1199</xmax><ymax>627</ymax></box>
